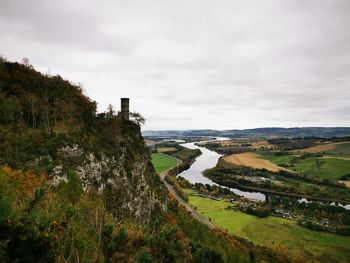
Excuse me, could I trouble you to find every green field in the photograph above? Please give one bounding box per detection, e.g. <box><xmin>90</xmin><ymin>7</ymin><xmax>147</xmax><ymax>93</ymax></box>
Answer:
<box><xmin>259</xmin><ymin>154</ymin><xmax>296</xmax><ymax>165</ymax></box>
<box><xmin>260</xmin><ymin>154</ymin><xmax>350</xmax><ymax>180</ymax></box>
<box><xmin>151</xmin><ymin>153</ymin><xmax>178</xmax><ymax>173</ymax></box>
<box><xmin>293</xmin><ymin>158</ymin><xmax>350</xmax><ymax>180</ymax></box>
<box><xmin>327</xmin><ymin>143</ymin><xmax>350</xmax><ymax>156</ymax></box>
<box><xmin>185</xmin><ymin>190</ymin><xmax>350</xmax><ymax>262</ymax></box>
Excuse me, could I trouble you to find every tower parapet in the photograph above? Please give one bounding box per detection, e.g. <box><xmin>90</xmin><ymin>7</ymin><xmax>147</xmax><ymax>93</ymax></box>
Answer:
<box><xmin>121</xmin><ymin>98</ymin><xmax>129</xmax><ymax>120</ymax></box>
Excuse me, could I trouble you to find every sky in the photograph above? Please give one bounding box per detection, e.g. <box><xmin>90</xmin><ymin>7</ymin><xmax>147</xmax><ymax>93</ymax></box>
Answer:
<box><xmin>0</xmin><ymin>0</ymin><xmax>349</xmax><ymax>130</ymax></box>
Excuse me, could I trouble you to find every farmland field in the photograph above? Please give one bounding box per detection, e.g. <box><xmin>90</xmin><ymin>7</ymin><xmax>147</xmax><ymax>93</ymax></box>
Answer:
<box><xmin>249</xmin><ymin>140</ymin><xmax>275</xmax><ymax>150</ymax></box>
<box><xmin>157</xmin><ymin>147</ymin><xmax>177</xmax><ymax>152</ymax></box>
<box><xmin>185</xmin><ymin>190</ymin><xmax>350</xmax><ymax>262</ymax></box>
<box><xmin>293</xmin><ymin>158</ymin><xmax>350</xmax><ymax>180</ymax></box>
<box><xmin>327</xmin><ymin>142</ymin><xmax>350</xmax><ymax>156</ymax></box>
<box><xmin>223</xmin><ymin>152</ymin><xmax>292</xmax><ymax>172</ymax></box>
<box><xmin>260</xmin><ymin>154</ymin><xmax>350</xmax><ymax>180</ymax></box>
<box><xmin>151</xmin><ymin>153</ymin><xmax>178</xmax><ymax>173</ymax></box>
<box><xmin>259</xmin><ymin>154</ymin><xmax>296</xmax><ymax>165</ymax></box>
<box><xmin>293</xmin><ymin>142</ymin><xmax>340</xmax><ymax>153</ymax></box>
<box><xmin>294</xmin><ymin>141</ymin><xmax>350</xmax><ymax>155</ymax></box>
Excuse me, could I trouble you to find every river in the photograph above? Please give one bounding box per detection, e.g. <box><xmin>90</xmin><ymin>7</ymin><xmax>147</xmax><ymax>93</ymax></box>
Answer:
<box><xmin>178</xmin><ymin>138</ymin><xmax>350</xmax><ymax>209</ymax></box>
<box><xmin>179</xmin><ymin>138</ymin><xmax>266</xmax><ymax>201</ymax></box>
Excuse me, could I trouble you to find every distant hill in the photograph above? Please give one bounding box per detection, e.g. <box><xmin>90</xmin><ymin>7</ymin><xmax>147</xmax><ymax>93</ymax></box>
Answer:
<box><xmin>143</xmin><ymin>127</ymin><xmax>350</xmax><ymax>138</ymax></box>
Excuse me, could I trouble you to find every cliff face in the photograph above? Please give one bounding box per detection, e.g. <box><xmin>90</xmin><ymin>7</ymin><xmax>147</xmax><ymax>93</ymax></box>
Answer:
<box><xmin>0</xmin><ymin>59</ymin><xmax>167</xmax><ymax>224</ymax></box>
<box><xmin>51</xmin><ymin>123</ymin><xmax>167</xmax><ymax>223</ymax></box>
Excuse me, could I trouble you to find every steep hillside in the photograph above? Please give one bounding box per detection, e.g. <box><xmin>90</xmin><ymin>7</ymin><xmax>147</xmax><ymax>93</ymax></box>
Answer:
<box><xmin>0</xmin><ymin>59</ymin><xmax>170</xmax><ymax>261</ymax></box>
<box><xmin>0</xmin><ymin>58</ymin><xmax>167</xmax><ymax>223</ymax></box>
<box><xmin>0</xmin><ymin>58</ymin><xmax>297</xmax><ymax>262</ymax></box>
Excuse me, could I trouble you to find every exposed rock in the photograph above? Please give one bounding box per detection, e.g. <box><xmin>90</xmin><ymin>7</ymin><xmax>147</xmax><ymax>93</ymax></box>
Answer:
<box><xmin>47</xmin><ymin>125</ymin><xmax>167</xmax><ymax>224</ymax></box>
<box><xmin>50</xmin><ymin>165</ymin><xmax>68</xmax><ymax>187</ymax></box>
<box><xmin>58</xmin><ymin>144</ymin><xmax>84</xmax><ymax>158</ymax></box>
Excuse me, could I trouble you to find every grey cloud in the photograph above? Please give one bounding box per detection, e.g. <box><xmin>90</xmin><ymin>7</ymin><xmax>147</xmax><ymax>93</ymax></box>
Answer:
<box><xmin>0</xmin><ymin>0</ymin><xmax>349</xmax><ymax>130</ymax></box>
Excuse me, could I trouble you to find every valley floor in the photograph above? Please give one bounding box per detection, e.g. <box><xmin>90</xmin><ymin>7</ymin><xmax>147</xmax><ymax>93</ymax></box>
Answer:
<box><xmin>151</xmin><ymin>153</ymin><xmax>179</xmax><ymax>173</ymax></box>
<box><xmin>151</xmin><ymin>142</ymin><xmax>350</xmax><ymax>263</ymax></box>
<box><xmin>223</xmin><ymin>152</ymin><xmax>293</xmax><ymax>172</ymax></box>
<box><xmin>184</xmin><ymin>189</ymin><xmax>350</xmax><ymax>263</ymax></box>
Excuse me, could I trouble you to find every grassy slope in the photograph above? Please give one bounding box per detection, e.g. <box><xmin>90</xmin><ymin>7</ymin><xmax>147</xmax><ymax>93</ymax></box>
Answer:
<box><xmin>151</xmin><ymin>153</ymin><xmax>178</xmax><ymax>173</ymax></box>
<box><xmin>185</xmin><ymin>190</ymin><xmax>350</xmax><ymax>262</ymax></box>
<box><xmin>327</xmin><ymin>142</ymin><xmax>350</xmax><ymax>156</ymax></box>
<box><xmin>260</xmin><ymin>154</ymin><xmax>350</xmax><ymax>180</ymax></box>
<box><xmin>259</xmin><ymin>154</ymin><xmax>296</xmax><ymax>165</ymax></box>
<box><xmin>293</xmin><ymin>158</ymin><xmax>350</xmax><ymax>180</ymax></box>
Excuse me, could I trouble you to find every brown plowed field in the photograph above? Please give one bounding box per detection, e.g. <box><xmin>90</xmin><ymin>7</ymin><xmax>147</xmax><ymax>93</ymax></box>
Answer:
<box><xmin>223</xmin><ymin>152</ymin><xmax>293</xmax><ymax>172</ymax></box>
<box><xmin>294</xmin><ymin>142</ymin><xmax>349</xmax><ymax>153</ymax></box>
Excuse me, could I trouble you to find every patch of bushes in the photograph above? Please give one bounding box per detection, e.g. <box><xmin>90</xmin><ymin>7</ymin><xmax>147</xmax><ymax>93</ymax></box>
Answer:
<box><xmin>164</xmin><ymin>175</ymin><xmax>189</xmax><ymax>202</ymax></box>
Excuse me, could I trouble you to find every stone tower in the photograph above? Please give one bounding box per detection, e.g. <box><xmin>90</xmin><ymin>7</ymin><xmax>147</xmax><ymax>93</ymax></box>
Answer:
<box><xmin>121</xmin><ymin>98</ymin><xmax>129</xmax><ymax>120</ymax></box>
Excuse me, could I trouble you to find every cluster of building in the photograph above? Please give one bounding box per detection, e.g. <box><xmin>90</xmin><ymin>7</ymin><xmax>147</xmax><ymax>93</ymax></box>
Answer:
<box><xmin>273</xmin><ymin>209</ymin><xmax>294</xmax><ymax>219</ymax></box>
<box><xmin>195</xmin><ymin>193</ymin><xmax>222</xmax><ymax>201</ymax></box>
<box><xmin>230</xmin><ymin>199</ymin><xmax>259</xmax><ymax>208</ymax></box>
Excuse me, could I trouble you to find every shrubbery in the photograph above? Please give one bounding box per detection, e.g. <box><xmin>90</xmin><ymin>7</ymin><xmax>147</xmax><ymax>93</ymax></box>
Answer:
<box><xmin>164</xmin><ymin>175</ymin><xmax>189</xmax><ymax>202</ymax></box>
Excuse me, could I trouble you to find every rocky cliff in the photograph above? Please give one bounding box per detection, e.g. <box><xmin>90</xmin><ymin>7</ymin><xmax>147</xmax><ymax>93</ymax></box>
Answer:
<box><xmin>0</xmin><ymin>58</ymin><xmax>167</xmax><ymax>224</ymax></box>
<box><xmin>50</xmin><ymin>123</ymin><xmax>167</xmax><ymax>223</ymax></box>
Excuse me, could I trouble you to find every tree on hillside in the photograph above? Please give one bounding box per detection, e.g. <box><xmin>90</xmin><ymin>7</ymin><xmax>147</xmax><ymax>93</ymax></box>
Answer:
<box><xmin>106</xmin><ymin>104</ymin><xmax>115</xmax><ymax>117</ymax></box>
<box><xmin>130</xmin><ymin>112</ymin><xmax>145</xmax><ymax>126</ymax></box>
<box><xmin>21</xmin><ymin>57</ymin><xmax>33</xmax><ymax>69</ymax></box>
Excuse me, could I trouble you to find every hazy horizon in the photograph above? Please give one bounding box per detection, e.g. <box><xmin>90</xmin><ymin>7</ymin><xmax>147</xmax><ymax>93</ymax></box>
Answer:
<box><xmin>1</xmin><ymin>0</ymin><xmax>349</xmax><ymax>130</ymax></box>
<box><xmin>142</xmin><ymin>126</ymin><xmax>350</xmax><ymax>132</ymax></box>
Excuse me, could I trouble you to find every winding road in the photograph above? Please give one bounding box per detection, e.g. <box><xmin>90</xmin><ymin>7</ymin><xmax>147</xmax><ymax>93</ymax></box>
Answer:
<box><xmin>160</xmin><ymin>164</ymin><xmax>222</xmax><ymax>231</ymax></box>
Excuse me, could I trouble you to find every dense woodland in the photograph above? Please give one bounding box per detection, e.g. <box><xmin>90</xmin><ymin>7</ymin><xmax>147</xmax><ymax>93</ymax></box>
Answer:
<box><xmin>199</xmin><ymin>142</ymin><xmax>251</xmax><ymax>155</ymax></box>
<box><xmin>0</xmin><ymin>58</ymin><xmax>97</xmax><ymax>169</ymax></box>
<box><xmin>0</xmin><ymin>58</ymin><xmax>299</xmax><ymax>262</ymax></box>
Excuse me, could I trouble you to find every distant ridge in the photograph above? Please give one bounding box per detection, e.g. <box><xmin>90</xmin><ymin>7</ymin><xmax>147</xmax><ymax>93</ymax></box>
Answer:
<box><xmin>142</xmin><ymin>127</ymin><xmax>350</xmax><ymax>138</ymax></box>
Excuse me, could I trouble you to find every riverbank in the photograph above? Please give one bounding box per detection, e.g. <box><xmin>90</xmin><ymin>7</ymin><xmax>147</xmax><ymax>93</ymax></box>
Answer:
<box><xmin>206</xmin><ymin>175</ymin><xmax>350</xmax><ymax>204</ymax></box>
<box><xmin>179</xmin><ymin>139</ymin><xmax>350</xmax><ymax>207</ymax></box>
<box><xmin>153</xmin><ymin>137</ymin><xmax>350</xmax><ymax>262</ymax></box>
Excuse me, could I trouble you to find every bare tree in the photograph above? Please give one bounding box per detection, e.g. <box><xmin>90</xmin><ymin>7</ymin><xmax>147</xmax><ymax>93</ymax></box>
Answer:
<box><xmin>106</xmin><ymin>104</ymin><xmax>115</xmax><ymax>117</ymax></box>
<box><xmin>21</xmin><ymin>57</ymin><xmax>33</xmax><ymax>68</ymax></box>
<box><xmin>129</xmin><ymin>111</ymin><xmax>145</xmax><ymax>126</ymax></box>
<box><xmin>0</xmin><ymin>55</ymin><xmax>6</xmax><ymax>63</ymax></box>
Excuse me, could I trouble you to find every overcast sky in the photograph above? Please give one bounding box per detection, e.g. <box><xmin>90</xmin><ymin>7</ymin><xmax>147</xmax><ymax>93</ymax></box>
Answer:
<box><xmin>1</xmin><ymin>0</ymin><xmax>349</xmax><ymax>130</ymax></box>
